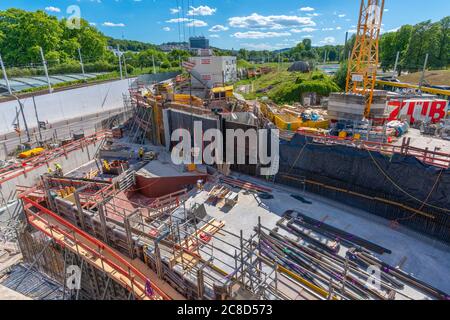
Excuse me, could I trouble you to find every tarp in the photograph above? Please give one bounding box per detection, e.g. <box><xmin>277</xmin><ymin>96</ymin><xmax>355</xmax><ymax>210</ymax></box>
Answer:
<box><xmin>276</xmin><ymin>134</ymin><xmax>450</xmax><ymax>243</ymax></box>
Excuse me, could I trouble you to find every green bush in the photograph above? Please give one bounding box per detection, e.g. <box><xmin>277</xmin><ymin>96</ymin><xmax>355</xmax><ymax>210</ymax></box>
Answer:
<box><xmin>269</xmin><ymin>78</ymin><xmax>340</xmax><ymax>104</ymax></box>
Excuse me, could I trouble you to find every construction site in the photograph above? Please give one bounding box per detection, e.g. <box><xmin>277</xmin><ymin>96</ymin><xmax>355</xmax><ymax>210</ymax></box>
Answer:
<box><xmin>0</xmin><ymin>0</ymin><xmax>449</xmax><ymax>302</ymax></box>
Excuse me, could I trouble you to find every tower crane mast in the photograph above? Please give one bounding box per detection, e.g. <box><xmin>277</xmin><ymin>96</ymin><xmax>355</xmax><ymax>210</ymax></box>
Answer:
<box><xmin>346</xmin><ymin>0</ymin><xmax>385</xmax><ymax>119</ymax></box>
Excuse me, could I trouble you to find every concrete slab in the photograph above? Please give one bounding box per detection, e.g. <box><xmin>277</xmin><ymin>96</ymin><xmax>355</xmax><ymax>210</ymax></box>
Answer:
<box><xmin>0</xmin><ymin>284</ymin><xmax>32</xmax><ymax>300</ymax></box>
<box><xmin>185</xmin><ymin>174</ymin><xmax>450</xmax><ymax>295</ymax></box>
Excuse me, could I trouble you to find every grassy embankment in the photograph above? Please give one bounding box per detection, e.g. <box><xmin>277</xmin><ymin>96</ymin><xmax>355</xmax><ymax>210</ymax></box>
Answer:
<box><xmin>235</xmin><ymin>63</ymin><xmax>340</xmax><ymax>104</ymax></box>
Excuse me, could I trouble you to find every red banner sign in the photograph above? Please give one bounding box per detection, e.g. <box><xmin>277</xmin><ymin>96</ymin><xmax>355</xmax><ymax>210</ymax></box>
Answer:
<box><xmin>387</xmin><ymin>99</ymin><xmax>448</xmax><ymax>124</ymax></box>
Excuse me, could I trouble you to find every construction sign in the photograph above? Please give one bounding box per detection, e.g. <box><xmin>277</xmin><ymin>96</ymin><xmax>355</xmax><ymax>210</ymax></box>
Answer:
<box><xmin>387</xmin><ymin>99</ymin><xmax>448</xmax><ymax>124</ymax></box>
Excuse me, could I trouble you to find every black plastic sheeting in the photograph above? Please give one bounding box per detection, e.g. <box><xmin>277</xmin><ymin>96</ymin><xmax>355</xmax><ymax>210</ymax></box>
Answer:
<box><xmin>275</xmin><ymin>134</ymin><xmax>450</xmax><ymax>243</ymax></box>
<box><xmin>165</xmin><ymin>110</ymin><xmax>450</xmax><ymax>243</ymax></box>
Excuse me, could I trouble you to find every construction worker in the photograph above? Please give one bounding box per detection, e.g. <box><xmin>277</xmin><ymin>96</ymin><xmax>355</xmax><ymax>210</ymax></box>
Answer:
<box><xmin>54</xmin><ymin>163</ymin><xmax>63</xmax><ymax>176</ymax></box>
<box><xmin>47</xmin><ymin>166</ymin><xmax>53</xmax><ymax>175</ymax></box>
<box><xmin>138</xmin><ymin>147</ymin><xmax>145</xmax><ymax>160</ymax></box>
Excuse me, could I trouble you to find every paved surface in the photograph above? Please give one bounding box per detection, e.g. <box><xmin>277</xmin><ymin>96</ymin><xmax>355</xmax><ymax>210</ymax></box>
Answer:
<box><xmin>0</xmin><ymin>284</ymin><xmax>31</xmax><ymax>300</ymax></box>
<box><xmin>393</xmin><ymin>128</ymin><xmax>450</xmax><ymax>151</ymax></box>
<box><xmin>185</xmin><ymin>173</ymin><xmax>450</xmax><ymax>296</ymax></box>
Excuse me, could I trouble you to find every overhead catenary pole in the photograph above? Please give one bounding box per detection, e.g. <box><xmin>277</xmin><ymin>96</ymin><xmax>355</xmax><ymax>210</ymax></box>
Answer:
<box><xmin>152</xmin><ymin>55</ymin><xmax>156</xmax><ymax>74</ymax></box>
<box><xmin>418</xmin><ymin>53</ymin><xmax>429</xmax><ymax>93</ymax></box>
<box><xmin>77</xmin><ymin>47</ymin><xmax>86</xmax><ymax>79</ymax></box>
<box><xmin>0</xmin><ymin>54</ymin><xmax>12</xmax><ymax>95</ymax></box>
<box><xmin>392</xmin><ymin>51</ymin><xmax>400</xmax><ymax>79</ymax></box>
<box><xmin>14</xmin><ymin>96</ymin><xmax>31</xmax><ymax>143</ymax></box>
<box><xmin>117</xmin><ymin>45</ymin><xmax>123</xmax><ymax>80</ymax></box>
<box><xmin>343</xmin><ymin>31</ymin><xmax>349</xmax><ymax>62</ymax></box>
<box><xmin>15</xmin><ymin>107</ymin><xmax>22</xmax><ymax>144</ymax></box>
<box><xmin>32</xmin><ymin>96</ymin><xmax>43</xmax><ymax>141</ymax></box>
<box><xmin>39</xmin><ymin>47</ymin><xmax>53</xmax><ymax>93</ymax></box>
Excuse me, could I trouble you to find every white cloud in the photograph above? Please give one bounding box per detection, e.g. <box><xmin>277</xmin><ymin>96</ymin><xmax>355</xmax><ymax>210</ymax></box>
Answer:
<box><xmin>384</xmin><ymin>9</ymin><xmax>389</xmax><ymax>12</ymax></box>
<box><xmin>166</xmin><ymin>18</ymin><xmax>207</xmax><ymax>27</ymax></box>
<box><xmin>387</xmin><ymin>27</ymin><xmax>400</xmax><ymax>32</ymax></box>
<box><xmin>348</xmin><ymin>29</ymin><xmax>357</xmax><ymax>33</ymax></box>
<box><xmin>307</xmin><ymin>13</ymin><xmax>320</xmax><ymax>17</ymax></box>
<box><xmin>232</xmin><ymin>31</ymin><xmax>291</xmax><ymax>39</ymax></box>
<box><xmin>187</xmin><ymin>19</ymin><xmax>208</xmax><ymax>27</ymax></box>
<box><xmin>300</xmin><ymin>7</ymin><xmax>315</xmax><ymax>12</ymax></box>
<box><xmin>45</xmin><ymin>6</ymin><xmax>61</xmax><ymax>13</ymax></box>
<box><xmin>336</xmin><ymin>26</ymin><xmax>342</xmax><ymax>30</ymax></box>
<box><xmin>210</xmin><ymin>34</ymin><xmax>220</xmax><ymax>38</ymax></box>
<box><xmin>170</xmin><ymin>7</ymin><xmax>180</xmax><ymax>14</ymax></box>
<box><xmin>290</xmin><ymin>27</ymin><xmax>317</xmax><ymax>33</ymax></box>
<box><xmin>102</xmin><ymin>22</ymin><xmax>126</xmax><ymax>27</ymax></box>
<box><xmin>209</xmin><ymin>25</ymin><xmax>229</xmax><ymax>32</ymax></box>
<box><xmin>338</xmin><ymin>14</ymin><xmax>346</xmax><ymax>18</ymax></box>
<box><xmin>89</xmin><ymin>22</ymin><xmax>97</xmax><ymax>26</ymax></box>
<box><xmin>228</xmin><ymin>13</ymin><xmax>316</xmax><ymax>30</ymax></box>
<box><xmin>163</xmin><ymin>27</ymin><xmax>171</xmax><ymax>32</ymax></box>
<box><xmin>322</xmin><ymin>27</ymin><xmax>334</xmax><ymax>31</ymax></box>
<box><xmin>166</xmin><ymin>18</ymin><xmax>190</xmax><ymax>23</ymax></box>
<box><xmin>320</xmin><ymin>36</ymin><xmax>336</xmax><ymax>44</ymax></box>
<box><xmin>187</xmin><ymin>5</ymin><xmax>217</xmax><ymax>16</ymax></box>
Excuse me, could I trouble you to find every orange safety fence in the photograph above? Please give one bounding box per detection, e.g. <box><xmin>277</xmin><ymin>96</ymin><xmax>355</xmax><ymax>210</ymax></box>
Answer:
<box><xmin>21</xmin><ymin>196</ymin><xmax>171</xmax><ymax>300</ymax></box>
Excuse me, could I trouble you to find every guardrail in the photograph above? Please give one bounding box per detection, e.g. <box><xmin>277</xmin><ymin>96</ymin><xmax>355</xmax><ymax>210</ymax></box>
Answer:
<box><xmin>21</xmin><ymin>196</ymin><xmax>170</xmax><ymax>300</ymax></box>
<box><xmin>0</xmin><ymin>130</ymin><xmax>112</xmax><ymax>185</ymax></box>
<box><xmin>294</xmin><ymin>130</ymin><xmax>450</xmax><ymax>169</ymax></box>
<box><xmin>376</xmin><ymin>80</ymin><xmax>450</xmax><ymax>97</ymax></box>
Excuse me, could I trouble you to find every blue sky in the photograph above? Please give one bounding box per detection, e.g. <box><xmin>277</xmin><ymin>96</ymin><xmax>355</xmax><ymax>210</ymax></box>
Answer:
<box><xmin>1</xmin><ymin>0</ymin><xmax>449</xmax><ymax>50</ymax></box>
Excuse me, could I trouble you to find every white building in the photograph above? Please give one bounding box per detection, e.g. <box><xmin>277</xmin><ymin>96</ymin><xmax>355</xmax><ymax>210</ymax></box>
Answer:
<box><xmin>188</xmin><ymin>55</ymin><xmax>237</xmax><ymax>88</ymax></box>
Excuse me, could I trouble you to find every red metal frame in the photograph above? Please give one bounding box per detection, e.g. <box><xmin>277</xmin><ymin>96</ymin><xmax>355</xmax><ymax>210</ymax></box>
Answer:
<box><xmin>296</xmin><ymin>130</ymin><xmax>450</xmax><ymax>169</ymax></box>
<box><xmin>21</xmin><ymin>196</ymin><xmax>171</xmax><ymax>300</ymax></box>
<box><xmin>0</xmin><ymin>130</ymin><xmax>111</xmax><ymax>185</ymax></box>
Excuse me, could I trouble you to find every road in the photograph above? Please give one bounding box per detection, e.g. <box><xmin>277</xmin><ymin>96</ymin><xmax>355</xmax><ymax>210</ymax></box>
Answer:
<box><xmin>0</xmin><ymin>107</ymin><xmax>129</xmax><ymax>158</ymax></box>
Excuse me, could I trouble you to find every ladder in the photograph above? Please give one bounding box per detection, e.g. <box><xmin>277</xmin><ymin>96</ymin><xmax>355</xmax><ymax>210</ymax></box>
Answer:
<box><xmin>117</xmin><ymin>170</ymin><xmax>136</xmax><ymax>191</ymax></box>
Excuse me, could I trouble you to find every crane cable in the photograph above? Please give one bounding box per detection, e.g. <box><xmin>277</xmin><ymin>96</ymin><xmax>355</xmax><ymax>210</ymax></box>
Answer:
<box><xmin>367</xmin><ymin>148</ymin><xmax>449</xmax><ymax>214</ymax></box>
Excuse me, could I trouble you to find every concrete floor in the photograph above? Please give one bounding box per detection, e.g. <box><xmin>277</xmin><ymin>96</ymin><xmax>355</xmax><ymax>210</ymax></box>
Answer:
<box><xmin>185</xmin><ymin>174</ymin><xmax>450</xmax><ymax>296</ymax></box>
<box><xmin>393</xmin><ymin>128</ymin><xmax>450</xmax><ymax>151</ymax></box>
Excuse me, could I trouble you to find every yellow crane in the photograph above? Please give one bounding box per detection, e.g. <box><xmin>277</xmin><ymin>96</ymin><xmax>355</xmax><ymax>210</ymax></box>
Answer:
<box><xmin>346</xmin><ymin>0</ymin><xmax>386</xmax><ymax>118</ymax></box>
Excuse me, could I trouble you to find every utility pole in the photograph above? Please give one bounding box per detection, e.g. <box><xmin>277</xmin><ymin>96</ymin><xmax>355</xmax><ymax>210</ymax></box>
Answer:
<box><xmin>123</xmin><ymin>55</ymin><xmax>128</xmax><ymax>78</ymax></box>
<box><xmin>32</xmin><ymin>96</ymin><xmax>43</xmax><ymax>142</ymax></box>
<box><xmin>418</xmin><ymin>53</ymin><xmax>429</xmax><ymax>93</ymax></box>
<box><xmin>323</xmin><ymin>50</ymin><xmax>327</xmax><ymax>64</ymax></box>
<box><xmin>0</xmin><ymin>54</ymin><xmax>12</xmax><ymax>95</ymax></box>
<box><xmin>117</xmin><ymin>45</ymin><xmax>123</xmax><ymax>80</ymax></box>
<box><xmin>343</xmin><ymin>32</ymin><xmax>349</xmax><ymax>62</ymax></box>
<box><xmin>77</xmin><ymin>47</ymin><xmax>86</xmax><ymax>79</ymax></box>
<box><xmin>152</xmin><ymin>55</ymin><xmax>156</xmax><ymax>74</ymax></box>
<box><xmin>14</xmin><ymin>96</ymin><xmax>31</xmax><ymax>143</ymax></box>
<box><xmin>392</xmin><ymin>51</ymin><xmax>400</xmax><ymax>79</ymax></box>
<box><xmin>15</xmin><ymin>107</ymin><xmax>22</xmax><ymax>145</ymax></box>
<box><xmin>39</xmin><ymin>47</ymin><xmax>52</xmax><ymax>93</ymax></box>
<box><xmin>278</xmin><ymin>53</ymin><xmax>281</xmax><ymax>72</ymax></box>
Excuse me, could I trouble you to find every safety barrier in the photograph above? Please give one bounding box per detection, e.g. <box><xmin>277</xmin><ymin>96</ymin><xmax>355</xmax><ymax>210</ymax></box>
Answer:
<box><xmin>21</xmin><ymin>196</ymin><xmax>171</xmax><ymax>300</ymax></box>
<box><xmin>376</xmin><ymin>79</ymin><xmax>450</xmax><ymax>97</ymax></box>
<box><xmin>294</xmin><ymin>130</ymin><xmax>450</xmax><ymax>169</ymax></box>
<box><xmin>0</xmin><ymin>130</ymin><xmax>112</xmax><ymax>185</ymax></box>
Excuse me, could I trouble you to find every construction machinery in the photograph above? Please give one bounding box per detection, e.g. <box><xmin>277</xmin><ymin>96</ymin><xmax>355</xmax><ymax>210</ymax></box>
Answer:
<box><xmin>345</xmin><ymin>0</ymin><xmax>386</xmax><ymax>118</ymax></box>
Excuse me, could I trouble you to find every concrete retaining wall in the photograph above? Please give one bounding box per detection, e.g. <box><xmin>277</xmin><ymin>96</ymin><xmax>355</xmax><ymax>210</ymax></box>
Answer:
<box><xmin>0</xmin><ymin>141</ymin><xmax>101</xmax><ymax>200</ymax></box>
<box><xmin>0</xmin><ymin>79</ymin><xmax>133</xmax><ymax>135</ymax></box>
